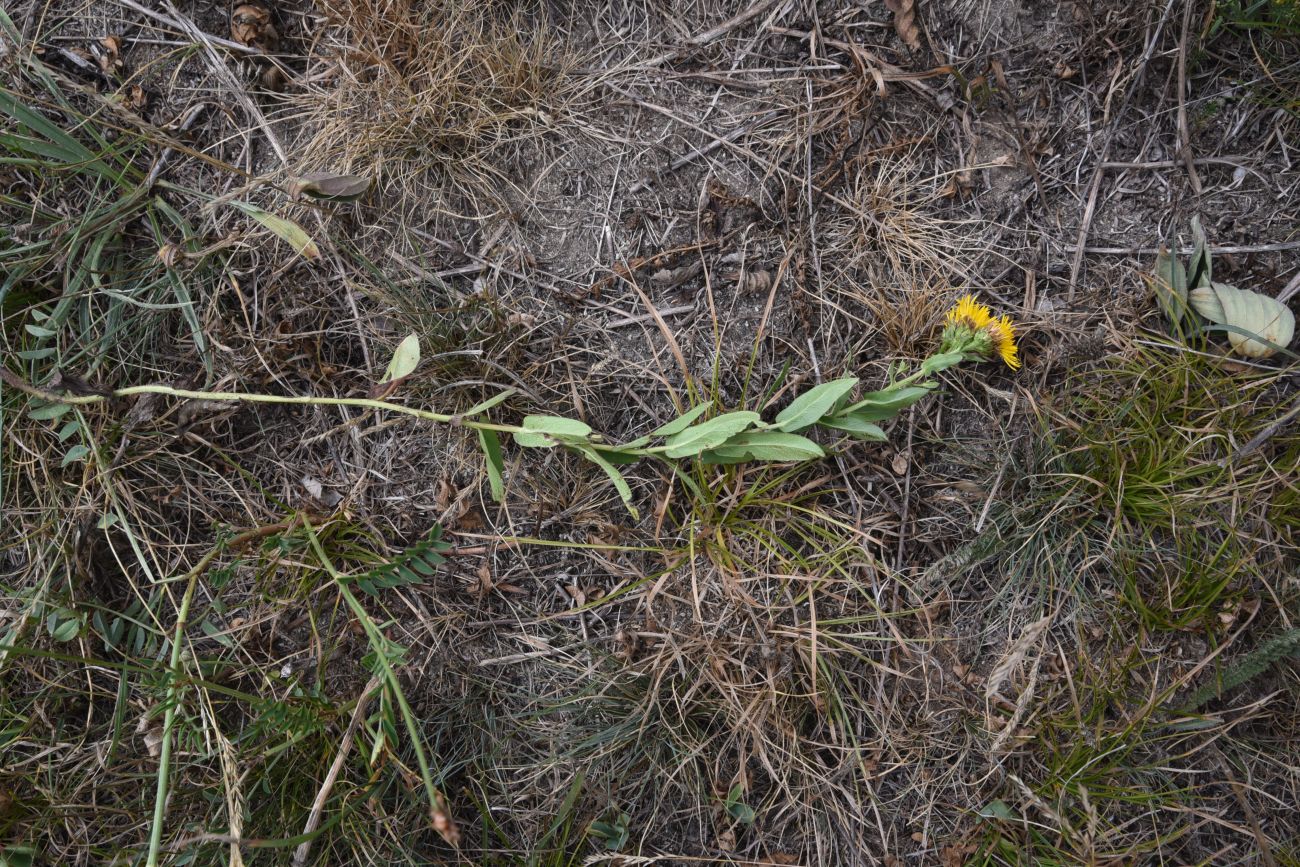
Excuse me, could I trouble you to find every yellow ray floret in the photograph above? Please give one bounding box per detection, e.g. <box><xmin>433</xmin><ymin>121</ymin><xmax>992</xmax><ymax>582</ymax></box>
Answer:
<box><xmin>986</xmin><ymin>315</ymin><xmax>1020</xmax><ymax>369</ymax></box>
<box><xmin>946</xmin><ymin>294</ymin><xmax>992</xmax><ymax>330</ymax></box>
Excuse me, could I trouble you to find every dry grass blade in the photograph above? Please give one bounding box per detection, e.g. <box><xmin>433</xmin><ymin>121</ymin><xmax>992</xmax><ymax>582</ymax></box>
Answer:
<box><xmin>985</xmin><ymin>612</ymin><xmax>1054</xmax><ymax>701</ymax></box>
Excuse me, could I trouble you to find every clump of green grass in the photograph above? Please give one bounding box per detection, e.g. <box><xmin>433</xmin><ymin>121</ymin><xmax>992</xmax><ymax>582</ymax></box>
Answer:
<box><xmin>1047</xmin><ymin>342</ymin><xmax>1296</xmax><ymax>630</ymax></box>
<box><xmin>949</xmin><ymin>336</ymin><xmax>1299</xmax><ymax>864</ymax></box>
<box><xmin>0</xmin><ymin>11</ymin><xmax>222</xmax><ymax>383</ymax></box>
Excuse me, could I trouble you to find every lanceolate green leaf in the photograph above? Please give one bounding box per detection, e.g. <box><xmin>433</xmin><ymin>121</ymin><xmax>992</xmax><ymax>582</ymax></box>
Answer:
<box><xmin>464</xmin><ymin>389</ymin><xmax>516</xmax><ymax>417</ymax></box>
<box><xmin>774</xmin><ymin>377</ymin><xmax>858</xmax><ymax>432</ymax></box>
<box><xmin>701</xmin><ymin>431</ymin><xmax>824</xmax><ymax>463</ymax></box>
<box><xmin>651</xmin><ymin>401</ymin><xmax>713</xmax><ymax>437</ymax></box>
<box><xmin>818</xmin><ymin>413</ymin><xmax>887</xmax><ymax>440</ymax></box>
<box><xmin>841</xmin><ymin>385</ymin><xmax>932</xmax><ymax>416</ymax></box>
<box><xmin>920</xmin><ymin>352</ymin><xmax>965</xmax><ymax>376</ymax></box>
<box><xmin>577</xmin><ymin>445</ymin><xmax>638</xmax><ymax>519</ymax></box>
<box><xmin>29</xmin><ymin>402</ymin><xmax>73</xmax><ymax>421</ymax></box>
<box><xmin>1154</xmin><ymin>244</ymin><xmax>1189</xmax><ymax>325</ymax></box>
<box><xmin>477</xmin><ymin>429</ymin><xmax>505</xmax><ymax>501</ymax></box>
<box><xmin>61</xmin><ymin>444</ymin><xmax>90</xmax><ymax>467</ymax></box>
<box><xmin>1188</xmin><ymin>215</ymin><xmax>1211</xmax><ymax>289</ymax></box>
<box><xmin>514</xmin><ymin>415</ymin><xmax>593</xmax><ymax>448</ymax></box>
<box><xmin>229</xmin><ymin>201</ymin><xmax>320</xmax><ymax>259</ymax></box>
<box><xmin>663</xmin><ymin>411</ymin><xmax>760</xmax><ymax>458</ymax></box>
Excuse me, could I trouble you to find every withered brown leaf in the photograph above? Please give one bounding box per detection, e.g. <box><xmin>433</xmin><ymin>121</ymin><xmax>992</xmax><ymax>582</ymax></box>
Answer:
<box><xmin>231</xmin><ymin>3</ymin><xmax>279</xmax><ymax>52</ymax></box>
<box><xmin>883</xmin><ymin>0</ymin><xmax>923</xmax><ymax>51</ymax></box>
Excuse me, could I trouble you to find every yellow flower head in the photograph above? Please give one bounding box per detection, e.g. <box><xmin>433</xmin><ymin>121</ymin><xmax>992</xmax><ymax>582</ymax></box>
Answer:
<box><xmin>986</xmin><ymin>315</ymin><xmax>1020</xmax><ymax>369</ymax></box>
<box><xmin>938</xmin><ymin>293</ymin><xmax>1022</xmax><ymax>370</ymax></box>
<box><xmin>946</xmin><ymin>294</ymin><xmax>993</xmax><ymax>331</ymax></box>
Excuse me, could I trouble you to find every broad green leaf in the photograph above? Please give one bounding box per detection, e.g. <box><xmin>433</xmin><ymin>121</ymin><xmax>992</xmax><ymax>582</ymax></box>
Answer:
<box><xmin>1189</xmin><ymin>282</ymin><xmax>1295</xmax><ymax>358</ymax></box>
<box><xmin>724</xmin><ymin>783</ymin><xmax>756</xmax><ymax>825</ymax></box>
<box><xmin>726</xmin><ymin>799</ymin><xmax>756</xmax><ymax>825</ymax></box>
<box><xmin>29</xmin><ymin>402</ymin><xmax>72</xmax><ymax>421</ymax></box>
<box><xmin>57</xmin><ymin>420</ymin><xmax>79</xmax><ymax>442</ymax></box>
<box><xmin>663</xmin><ymin>411</ymin><xmax>760</xmax><ymax>458</ymax></box>
<box><xmin>46</xmin><ymin>611</ymin><xmax>80</xmax><ymax>642</ymax></box>
<box><xmin>463</xmin><ymin>389</ymin><xmax>516</xmax><ymax>417</ymax></box>
<box><xmin>978</xmin><ymin>799</ymin><xmax>1017</xmax><ymax>821</ymax></box>
<box><xmin>650</xmin><ymin>401</ymin><xmax>713</xmax><ymax>437</ymax></box>
<box><xmin>775</xmin><ymin>377</ymin><xmax>858</xmax><ymax>432</ymax></box>
<box><xmin>577</xmin><ymin>445</ymin><xmax>638</xmax><ymax>519</ymax></box>
<box><xmin>514</xmin><ymin>415</ymin><xmax>592</xmax><ymax>448</ymax></box>
<box><xmin>702</xmin><ymin>431</ymin><xmax>824</xmax><ymax>464</ymax></box>
<box><xmin>379</xmin><ymin>333</ymin><xmax>420</xmax><ymax>383</ymax></box>
<box><xmin>61</xmin><ymin>444</ymin><xmax>90</xmax><ymax>467</ymax></box>
<box><xmin>1187</xmin><ymin>285</ymin><xmax>1224</xmax><ymax>323</ymax></box>
<box><xmin>819</xmin><ymin>413</ymin><xmax>887</xmax><ymax>440</ymax></box>
<box><xmin>24</xmin><ymin>323</ymin><xmax>56</xmax><ymax>338</ymax></box>
<box><xmin>477</xmin><ymin>429</ymin><xmax>505</xmax><ymax>501</ymax></box>
<box><xmin>512</xmin><ymin>430</ymin><xmax>554</xmax><ymax>448</ymax></box>
<box><xmin>229</xmin><ymin>201</ymin><xmax>320</xmax><ymax>259</ymax></box>
<box><xmin>15</xmin><ymin>348</ymin><xmax>56</xmax><ymax>360</ymax></box>
<box><xmin>287</xmin><ymin>172</ymin><xmax>371</xmax><ymax>201</ymax></box>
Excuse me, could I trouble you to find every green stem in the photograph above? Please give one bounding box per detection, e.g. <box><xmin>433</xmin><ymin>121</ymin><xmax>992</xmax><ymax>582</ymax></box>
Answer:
<box><xmin>300</xmin><ymin>517</ymin><xmax>443</xmax><ymax>828</ymax></box>
<box><xmin>146</xmin><ymin>520</ymin><xmax>294</xmax><ymax>867</ymax></box>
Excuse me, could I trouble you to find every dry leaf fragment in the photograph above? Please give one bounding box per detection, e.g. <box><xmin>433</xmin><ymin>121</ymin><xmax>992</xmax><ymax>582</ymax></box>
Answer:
<box><xmin>884</xmin><ymin>0</ymin><xmax>923</xmax><ymax>51</ymax></box>
<box><xmin>287</xmin><ymin>172</ymin><xmax>371</xmax><ymax>202</ymax></box>
<box><xmin>123</xmin><ymin>84</ymin><xmax>149</xmax><ymax>111</ymax></box>
<box><xmin>156</xmin><ymin>243</ymin><xmax>185</xmax><ymax>268</ymax></box>
<box><xmin>231</xmin><ymin>3</ymin><xmax>279</xmax><ymax>52</ymax></box>
<box><xmin>258</xmin><ymin>64</ymin><xmax>287</xmax><ymax>92</ymax></box>
<box><xmin>136</xmin><ymin>714</ymin><xmax>163</xmax><ymax>757</ymax></box>
<box><xmin>429</xmin><ymin>788</ymin><xmax>460</xmax><ymax>846</ymax></box>
<box><xmin>95</xmin><ymin>35</ymin><xmax>124</xmax><ymax>76</ymax></box>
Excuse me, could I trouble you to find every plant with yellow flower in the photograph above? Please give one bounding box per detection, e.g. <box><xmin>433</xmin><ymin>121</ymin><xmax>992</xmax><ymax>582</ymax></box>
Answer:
<box><xmin>9</xmin><ymin>294</ymin><xmax>1021</xmax><ymax>519</ymax></box>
